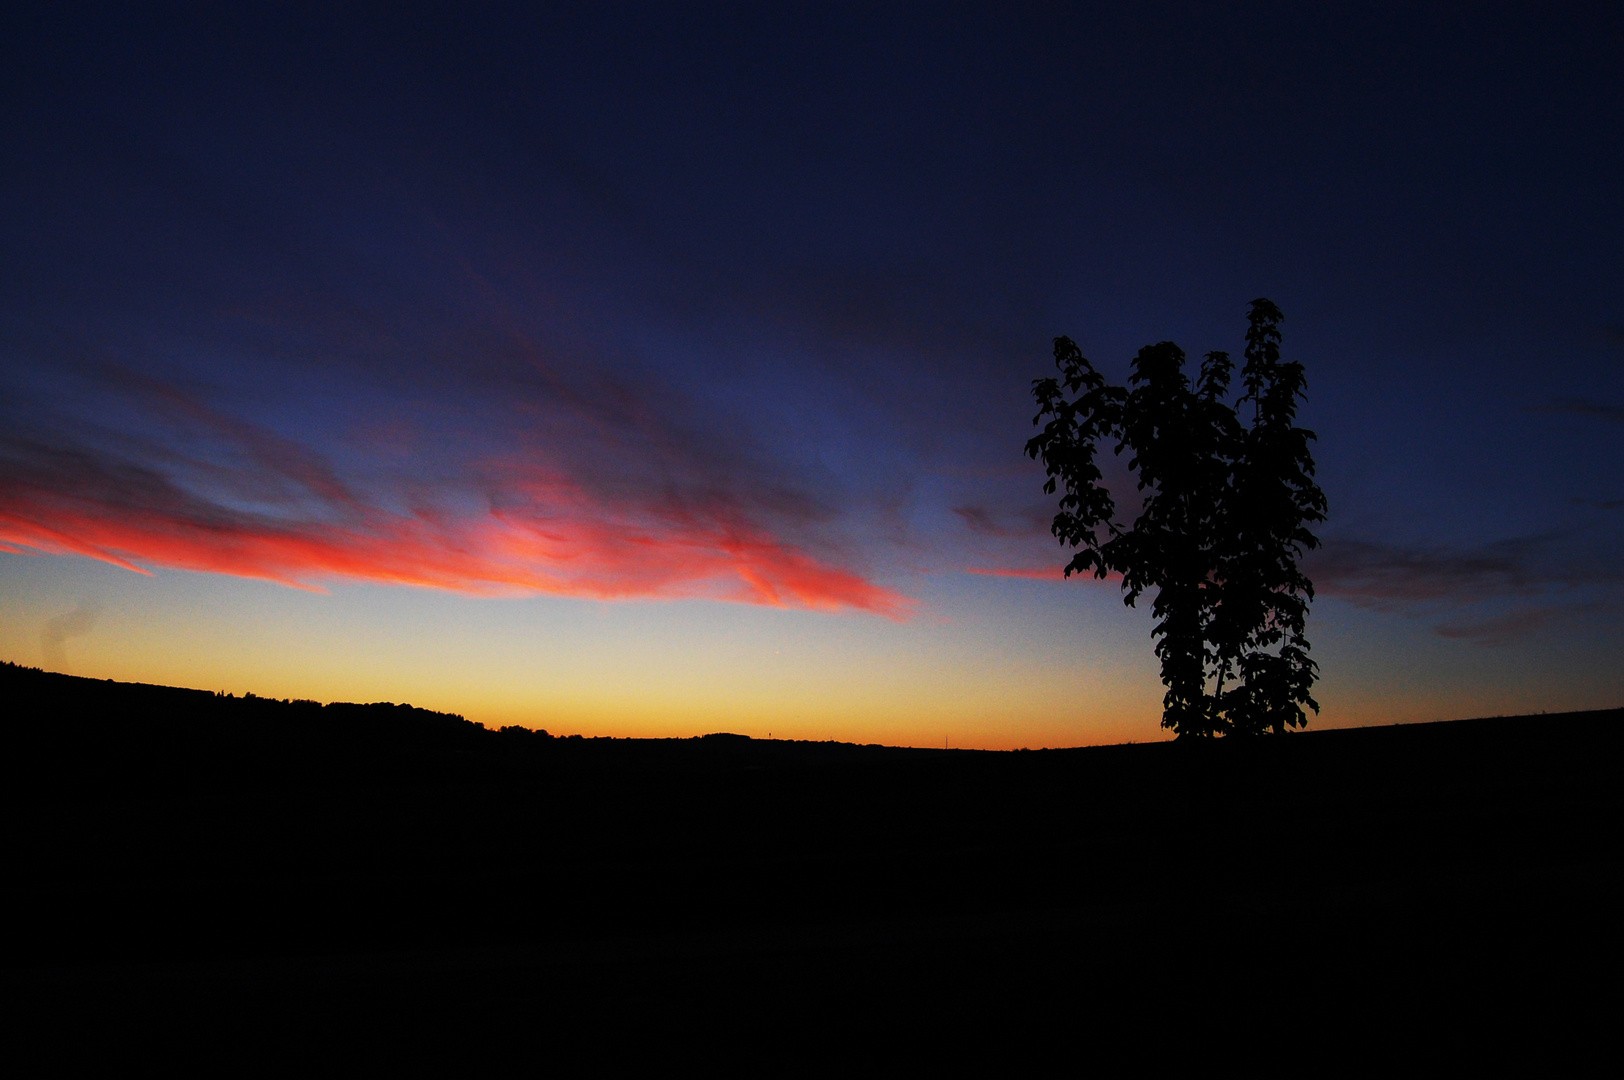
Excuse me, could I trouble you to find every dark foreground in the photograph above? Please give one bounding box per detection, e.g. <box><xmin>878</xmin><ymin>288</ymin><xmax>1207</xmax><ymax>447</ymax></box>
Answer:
<box><xmin>3</xmin><ymin>662</ymin><xmax>1619</xmax><ymax>1066</ymax></box>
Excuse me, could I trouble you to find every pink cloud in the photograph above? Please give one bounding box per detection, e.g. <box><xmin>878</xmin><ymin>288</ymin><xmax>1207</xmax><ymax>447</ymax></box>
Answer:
<box><xmin>0</xmin><ymin>432</ymin><xmax>912</xmax><ymax>618</ymax></box>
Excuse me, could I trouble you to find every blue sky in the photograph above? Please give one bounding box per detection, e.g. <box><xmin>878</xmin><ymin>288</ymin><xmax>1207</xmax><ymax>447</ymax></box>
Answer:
<box><xmin>3</xmin><ymin>4</ymin><xmax>1621</xmax><ymax>744</ymax></box>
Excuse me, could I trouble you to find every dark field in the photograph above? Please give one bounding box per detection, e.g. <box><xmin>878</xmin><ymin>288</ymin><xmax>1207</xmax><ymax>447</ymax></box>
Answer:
<box><xmin>3</xmin><ymin>661</ymin><xmax>1618</xmax><ymax>1067</ymax></box>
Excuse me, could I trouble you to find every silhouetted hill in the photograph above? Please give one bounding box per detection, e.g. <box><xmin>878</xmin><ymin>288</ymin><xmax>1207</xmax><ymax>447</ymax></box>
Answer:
<box><xmin>4</xmin><ymin>661</ymin><xmax>1620</xmax><ymax>1065</ymax></box>
<box><xmin>1</xmin><ymin>662</ymin><xmax>941</xmax><ymax>788</ymax></box>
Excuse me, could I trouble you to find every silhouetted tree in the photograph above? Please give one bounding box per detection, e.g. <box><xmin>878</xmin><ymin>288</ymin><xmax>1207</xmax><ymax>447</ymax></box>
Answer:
<box><xmin>1025</xmin><ymin>300</ymin><xmax>1326</xmax><ymax>737</ymax></box>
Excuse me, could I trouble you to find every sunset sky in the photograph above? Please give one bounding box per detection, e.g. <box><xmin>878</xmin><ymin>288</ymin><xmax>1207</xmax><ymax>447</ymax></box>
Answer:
<box><xmin>3</xmin><ymin>5</ymin><xmax>1621</xmax><ymax>747</ymax></box>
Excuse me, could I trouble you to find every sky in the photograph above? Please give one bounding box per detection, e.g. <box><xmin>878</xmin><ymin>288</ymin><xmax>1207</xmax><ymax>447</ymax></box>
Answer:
<box><xmin>3</xmin><ymin>4</ymin><xmax>1622</xmax><ymax>747</ymax></box>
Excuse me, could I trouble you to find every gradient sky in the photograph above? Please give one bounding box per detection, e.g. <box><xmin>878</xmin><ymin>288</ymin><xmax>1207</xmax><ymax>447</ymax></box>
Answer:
<box><xmin>3</xmin><ymin>5</ymin><xmax>1621</xmax><ymax>747</ymax></box>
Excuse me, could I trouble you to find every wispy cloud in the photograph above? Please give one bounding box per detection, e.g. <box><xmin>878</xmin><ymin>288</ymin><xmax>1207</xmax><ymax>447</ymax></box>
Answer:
<box><xmin>963</xmin><ymin>565</ymin><xmax>1065</xmax><ymax>580</ymax></box>
<box><xmin>41</xmin><ymin>598</ymin><xmax>101</xmax><ymax>669</ymax></box>
<box><xmin>1532</xmin><ymin>398</ymin><xmax>1624</xmax><ymax>424</ymax></box>
<box><xmin>0</xmin><ymin>376</ymin><xmax>912</xmax><ymax>616</ymax></box>
<box><xmin>952</xmin><ymin>504</ymin><xmax>1052</xmax><ymax>538</ymax></box>
<box><xmin>1308</xmin><ymin>536</ymin><xmax>1546</xmax><ymax>607</ymax></box>
<box><xmin>1309</xmin><ymin>533</ymin><xmax>1623</xmax><ymax>647</ymax></box>
<box><xmin>1433</xmin><ymin>608</ymin><xmax>1554</xmax><ymax>647</ymax></box>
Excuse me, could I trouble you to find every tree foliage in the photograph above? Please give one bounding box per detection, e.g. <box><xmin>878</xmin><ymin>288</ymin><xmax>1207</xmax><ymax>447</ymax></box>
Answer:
<box><xmin>1025</xmin><ymin>300</ymin><xmax>1327</xmax><ymax>737</ymax></box>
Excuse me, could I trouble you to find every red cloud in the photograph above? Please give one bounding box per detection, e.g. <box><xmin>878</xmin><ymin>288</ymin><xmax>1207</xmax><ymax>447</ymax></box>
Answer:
<box><xmin>964</xmin><ymin>566</ymin><xmax>1065</xmax><ymax>580</ymax></box>
<box><xmin>0</xmin><ymin>440</ymin><xmax>911</xmax><ymax>618</ymax></box>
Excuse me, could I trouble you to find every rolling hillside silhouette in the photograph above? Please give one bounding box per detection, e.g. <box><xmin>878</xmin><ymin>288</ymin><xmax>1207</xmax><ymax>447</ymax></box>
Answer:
<box><xmin>4</xmin><ymin>661</ymin><xmax>1619</xmax><ymax>1065</ymax></box>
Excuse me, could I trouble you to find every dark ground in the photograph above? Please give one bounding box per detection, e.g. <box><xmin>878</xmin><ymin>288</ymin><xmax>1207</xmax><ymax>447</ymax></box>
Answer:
<box><xmin>2</xmin><ymin>662</ymin><xmax>1618</xmax><ymax>1068</ymax></box>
